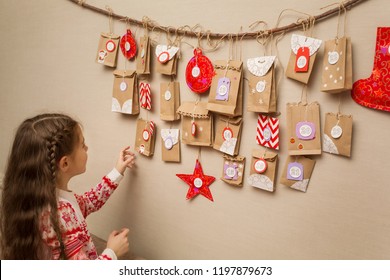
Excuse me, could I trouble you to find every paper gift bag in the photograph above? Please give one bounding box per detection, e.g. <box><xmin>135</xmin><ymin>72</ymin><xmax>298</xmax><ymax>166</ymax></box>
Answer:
<box><xmin>256</xmin><ymin>114</ymin><xmax>280</xmax><ymax>150</ymax></box>
<box><xmin>213</xmin><ymin>116</ymin><xmax>242</xmax><ymax>156</ymax></box>
<box><xmin>112</xmin><ymin>70</ymin><xmax>139</xmax><ymax>115</ymax></box>
<box><xmin>280</xmin><ymin>156</ymin><xmax>316</xmax><ymax>193</ymax></box>
<box><xmin>286</xmin><ymin>34</ymin><xmax>322</xmax><ymax>84</ymax></box>
<box><xmin>177</xmin><ymin>102</ymin><xmax>213</xmax><ymax>146</ymax></box>
<box><xmin>323</xmin><ymin>112</ymin><xmax>353</xmax><ymax>157</ymax></box>
<box><xmin>155</xmin><ymin>45</ymin><xmax>180</xmax><ymax>75</ymax></box>
<box><xmin>136</xmin><ymin>35</ymin><xmax>151</xmax><ymax>74</ymax></box>
<box><xmin>135</xmin><ymin>119</ymin><xmax>156</xmax><ymax>157</ymax></box>
<box><xmin>96</xmin><ymin>32</ymin><xmax>120</xmax><ymax>67</ymax></box>
<box><xmin>320</xmin><ymin>37</ymin><xmax>353</xmax><ymax>93</ymax></box>
<box><xmin>160</xmin><ymin>82</ymin><xmax>181</xmax><ymax>121</ymax></box>
<box><xmin>161</xmin><ymin>128</ymin><xmax>180</xmax><ymax>162</ymax></box>
<box><xmin>286</xmin><ymin>102</ymin><xmax>322</xmax><ymax>155</ymax></box>
<box><xmin>247</xmin><ymin>149</ymin><xmax>278</xmax><ymax>192</ymax></box>
<box><xmin>247</xmin><ymin>56</ymin><xmax>277</xmax><ymax>113</ymax></box>
<box><xmin>221</xmin><ymin>154</ymin><xmax>245</xmax><ymax>187</ymax></box>
<box><xmin>207</xmin><ymin>60</ymin><xmax>243</xmax><ymax>117</ymax></box>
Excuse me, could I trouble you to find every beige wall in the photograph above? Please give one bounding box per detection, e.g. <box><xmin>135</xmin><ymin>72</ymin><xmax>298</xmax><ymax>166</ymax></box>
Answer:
<box><xmin>1</xmin><ymin>0</ymin><xmax>389</xmax><ymax>259</ymax></box>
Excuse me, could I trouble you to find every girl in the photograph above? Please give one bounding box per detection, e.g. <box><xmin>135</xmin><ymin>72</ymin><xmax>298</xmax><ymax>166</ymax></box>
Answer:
<box><xmin>0</xmin><ymin>113</ymin><xmax>135</xmax><ymax>260</ymax></box>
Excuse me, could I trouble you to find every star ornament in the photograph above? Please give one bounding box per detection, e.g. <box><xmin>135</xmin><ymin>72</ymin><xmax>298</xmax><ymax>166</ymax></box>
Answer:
<box><xmin>176</xmin><ymin>159</ymin><xmax>216</xmax><ymax>201</ymax></box>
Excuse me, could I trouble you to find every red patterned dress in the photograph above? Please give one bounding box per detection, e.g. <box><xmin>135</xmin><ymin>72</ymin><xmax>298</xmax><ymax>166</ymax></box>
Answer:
<box><xmin>40</xmin><ymin>169</ymin><xmax>123</xmax><ymax>260</ymax></box>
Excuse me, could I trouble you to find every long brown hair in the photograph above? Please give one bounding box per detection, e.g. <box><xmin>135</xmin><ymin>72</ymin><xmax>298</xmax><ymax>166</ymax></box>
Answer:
<box><xmin>0</xmin><ymin>113</ymin><xmax>79</xmax><ymax>259</ymax></box>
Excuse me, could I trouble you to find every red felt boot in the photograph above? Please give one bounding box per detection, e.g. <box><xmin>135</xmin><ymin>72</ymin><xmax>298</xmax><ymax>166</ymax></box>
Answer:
<box><xmin>351</xmin><ymin>27</ymin><xmax>390</xmax><ymax>112</ymax></box>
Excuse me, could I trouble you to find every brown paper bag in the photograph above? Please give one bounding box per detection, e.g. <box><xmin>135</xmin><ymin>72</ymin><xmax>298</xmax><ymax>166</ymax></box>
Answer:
<box><xmin>247</xmin><ymin>56</ymin><xmax>277</xmax><ymax>113</ymax></box>
<box><xmin>161</xmin><ymin>128</ymin><xmax>180</xmax><ymax>162</ymax></box>
<box><xmin>160</xmin><ymin>82</ymin><xmax>181</xmax><ymax>121</ymax></box>
<box><xmin>177</xmin><ymin>102</ymin><xmax>213</xmax><ymax>146</ymax></box>
<box><xmin>323</xmin><ymin>112</ymin><xmax>353</xmax><ymax>157</ymax></box>
<box><xmin>96</xmin><ymin>32</ymin><xmax>120</xmax><ymax>67</ymax></box>
<box><xmin>136</xmin><ymin>35</ymin><xmax>151</xmax><ymax>75</ymax></box>
<box><xmin>112</xmin><ymin>70</ymin><xmax>139</xmax><ymax>115</ymax></box>
<box><xmin>134</xmin><ymin>119</ymin><xmax>156</xmax><ymax>157</ymax></box>
<box><xmin>247</xmin><ymin>149</ymin><xmax>278</xmax><ymax>192</ymax></box>
<box><xmin>285</xmin><ymin>34</ymin><xmax>322</xmax><ymax>84</ymax></box>
<box><xmin>320</xmin><ymin>37</ymin><xmax>353</xmax><ymax>93</ymax></box>
<box><xmin>155</xmin><ymin>45</ymin><xmax>179</xmax><ymax>75</ymax></box>
<box><xmin>207</xmin><ymin>60</ymin><xmax>243</xmax><ymax>117</ymax></box>
<box><xmin>280</xmin><ymin>156</ymin><xmax>316</xmax><ymax>193</ymax></box>
<box><xmin>286</xmin><ymin>102</ymin><xmax>322</xmax><ymax>155</ymax></box>
<box><xmin>221</xmin><ymin>155</ymin><xmax>245</xmax><ymax>187</ymax></box>
<box><xmin>213</xmin><ymin>116</ymin><xmax>242</xmax><ymax>156</ymax></box>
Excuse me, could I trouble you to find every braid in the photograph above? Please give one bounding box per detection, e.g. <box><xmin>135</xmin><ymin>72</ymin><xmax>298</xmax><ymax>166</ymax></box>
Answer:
<box><xmin>46</xmin><ymin>133</ymin><xmax>68</xmax><ymax>259</ymax></box>
<box><xmin>47</xmin><ymin>138</ymin><xmax>57</xmax><ymax>183</ymax></box>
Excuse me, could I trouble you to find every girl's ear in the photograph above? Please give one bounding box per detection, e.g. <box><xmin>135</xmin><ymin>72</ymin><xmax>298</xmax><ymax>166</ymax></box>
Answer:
<box><xmin>58</xmin><ymin>156</ymin><xmax>69</xmax><ymax>172</ymax></box>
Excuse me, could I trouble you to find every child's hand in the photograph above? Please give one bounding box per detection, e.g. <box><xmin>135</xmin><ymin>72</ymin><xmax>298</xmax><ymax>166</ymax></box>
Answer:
<box><xmin>106</xmin><ymin>228</ymin><xmax>130</xmax><ymax>258</ymax></box>
<box><xmin>116</xmin><ymin>146</ymin><xmax>136</xmax><ymax>175</ymax></box>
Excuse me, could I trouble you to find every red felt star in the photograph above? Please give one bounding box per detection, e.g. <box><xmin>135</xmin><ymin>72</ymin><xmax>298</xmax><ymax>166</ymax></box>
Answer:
<box><xmin>176</xmin><ymin>159</ymin><xmax>216</xmax><ymax>201</ymax></box>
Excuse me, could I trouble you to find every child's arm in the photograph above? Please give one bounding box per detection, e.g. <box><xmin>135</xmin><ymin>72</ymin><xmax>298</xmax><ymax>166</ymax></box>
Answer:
<box><xmin>76</xmin><ymin>146</ymin><xmax>135</xmax><ymax>218</ymax></box>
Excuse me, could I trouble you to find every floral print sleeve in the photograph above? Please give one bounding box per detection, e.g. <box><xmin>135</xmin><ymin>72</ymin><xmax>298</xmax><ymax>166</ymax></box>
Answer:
<box><xmin>75</xmin><ymin>169</ymin><xmax>123</xmax><ymax>218</ymax></box>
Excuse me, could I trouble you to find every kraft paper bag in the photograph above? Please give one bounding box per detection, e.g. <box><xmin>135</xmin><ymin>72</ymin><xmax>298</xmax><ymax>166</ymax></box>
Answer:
<box><xmin>320</xmin><ymin>37</ymin><xmax>353</xmax><ymax>93</ymax></box>
<box><xmin>280</xmin><ymin>156</ymin><xmax>316</xmax><ymax>193</ymax></box>
<box><xmin>136</xmin><ymin>35</ymin><xmax>151</xmax><ymax>75</ymax></box>
<box><xmin>247</xmin><ymin>149</ymin><xmax>278</xmax><ymax>192</ymax></box>
<box><xmin>96</xmin><ymin>32</ymin><xmax>120</xmax><ymax>67</ymax></box>
<box><xmin>221</xmin><ymin>154</ymin><xmax>245</xmax><ymax>187</ymax></box>
<box><xmin>323</xmin><ymin>112</ymin><xmax>353</xmax><ymax>157</ymax></box>
<box><xmin>213</xmin><ymin>116</ymin><xmax>242</xmax><ymax>156</ymax></box>
<box><xmin>285</xmin><ymin>34</ymin><xmax>322</xmax><ymax>84</ymax></box>
<box><xmin>135</xmin><ymin>119</ymin><xmax>156</xmax><ymax>157</ymax></box>
<box><xmin>155</xmin><ymin>45</ymin><xmax>179</xmax><ymax>75</ymax></box>
<box><xmin>160</xmin><ymin>82</ymin><xmax>181</xmax><ymax>121</ymax></box>
<box><xmin>207</xmin><ymin>60</ymin><xmax>243</xmax><ymax>117</ymax></box>
<box><xmin>112</xmin><ymin>70</ymin><xmax>139</xmax><ymax>115</ymax></box>
<box><xmin>177</xmin><ymin>102</ymin><xmax>213</xmax><ymax>147</ymax></box>
<box><xmin>161</xmin><ymin>128</ymin><xmax>180</xmax><ymax>162</ymax></box>
<box><xmin>247</xmin><ymin>56</ymin><xmax>277</xmax><ymax>113</ymax></box>
<box><xmin>286</xmin><ymin>102</ymin><xmax>322</xmax><ymax>155</ymax></box>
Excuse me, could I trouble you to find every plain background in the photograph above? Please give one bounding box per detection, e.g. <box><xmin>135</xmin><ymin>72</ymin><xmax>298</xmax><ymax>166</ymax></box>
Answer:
<box><xmin>0</xmin><ymin>0</ymin><xmax>389</xmax><ymax>259</ymax></box>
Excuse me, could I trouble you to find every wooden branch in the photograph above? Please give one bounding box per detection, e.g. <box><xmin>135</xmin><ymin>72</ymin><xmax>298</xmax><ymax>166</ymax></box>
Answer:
<box><xmin>67</xmin><ymin>0</ymin><xmax>368</xmax><ymax>39</ymax></box>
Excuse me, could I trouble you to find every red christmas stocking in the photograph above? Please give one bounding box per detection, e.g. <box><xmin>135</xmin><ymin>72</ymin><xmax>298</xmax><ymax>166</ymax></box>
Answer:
<box><xmin>351</xmin><ymin>27</ymin><xmax>390</xmax><ymax>112</ymax></box>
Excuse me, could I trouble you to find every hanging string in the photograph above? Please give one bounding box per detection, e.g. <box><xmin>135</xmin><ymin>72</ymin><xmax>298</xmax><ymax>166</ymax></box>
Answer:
<box><xmin>67</xmin><ymin>0</ymin><xmax>367</xmax><ymax>40</ymax></box>
<box><xmin>105</xmin><ymin>5</ymin><xmax>114</xmax><ymax>35</ymax></box>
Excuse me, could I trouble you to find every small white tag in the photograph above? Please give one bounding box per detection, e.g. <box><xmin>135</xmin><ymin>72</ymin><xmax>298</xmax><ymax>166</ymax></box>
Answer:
<box><xmin>331</xmin><ymin>125</ymin><xmax>343</xmax><ymax>139</ymax></box>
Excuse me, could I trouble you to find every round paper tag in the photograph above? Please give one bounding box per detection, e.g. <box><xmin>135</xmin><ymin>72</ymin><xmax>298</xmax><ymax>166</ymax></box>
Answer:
<box><xmin>289</xmin><ymin>165</ymin><xmax>302</xmax><ymax>179</ymax></box>
<box><xmin>263</xmin><ymin>127</ymin><xmax>271</xmax><ymax>141</ymax></box>
<box><xmin>299</xmin><ymin>124</ymin><xmax>313</xmax><ymax>138</ymax></box>
<box><xmin>328</xmin><ymin>51</ymin><xmax>339</xmax><ymax>65</ymax></box>
<box><xmin>158</xmin><ymin>52</ymin><xmax>169</xmax><ymax>63</ymax></box>
<box><xmin>142</xmin><ymin>129</ymin><xmax>150</xmax><ymax>141</ymax></box>
<box><xmin>164</xmin><ymin>137</ymin><xmax>173</xmax><ymax>150</ymax></box>
<box><xmin>218</xmin><ymin>84</ymin><xmax>228</xmax><ymax>96</ymax></box>
<box><xmin>106</xmin><ymin>40</ymin><xmax>116</xmax><ymax>52</ymax></box>
<box><xmin>254</xmin><ymin>159</ymin><xmax>267</xmax><ymax>174</ymax></box>
<box><xmin>164</xmin><ymin>90</ymin><xmax>172</xmax><ymax>101</ymax></box>
<box><xmin>256</xmin><ymin>81</ymin><xmax>266</xmax><ymax>93</ymax></box>
<box><xmin>125</xmin><ymin>41</ymin><xmax>131</xmax><ymax>51</ymax></box>
<box><xmin>120</xmin><ymin>81</ymin><xmax>127</xmax><ymax>92</ymax></box>
<box><xmin>194</xmin><ymin>178</ymin><xmax>203</xmax><ymax>188</ymax></box>
<box><xmin>331</xmin><ymin>125</ymin><xmax>343</xmax><ymax>139</ymax></box>
<box><xmin>192</xmin><ymin>66</ymin><xmax>200</xmax><ymax>78</ymax></box>
<box><xmin>191</xmin><ymin>121</ymin><xmax>197</xmax><ymax>136</ymax></box>
<box><xmin>222</xmin><ymin>127</ymin><xmax>233</xmax><ymax>141</ymax></box>
<box><xmin>225</xmin><ymin>166</ymin><xmax>236</xmax><ymax>178</ymax></box>
<box><xmin>296</xmin><ymin>55</ymin><xmax>307</xmax><ymax>69</ymax></box>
